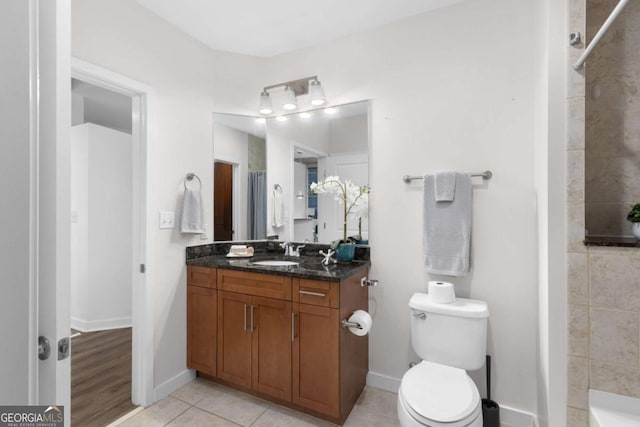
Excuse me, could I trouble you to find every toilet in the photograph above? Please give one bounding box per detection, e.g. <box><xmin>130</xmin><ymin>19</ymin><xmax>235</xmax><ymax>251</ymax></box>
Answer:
<box><xmin>397</xmin><ymin>292</ymin><xmax>489</xmax><ymax>427</ymax></box>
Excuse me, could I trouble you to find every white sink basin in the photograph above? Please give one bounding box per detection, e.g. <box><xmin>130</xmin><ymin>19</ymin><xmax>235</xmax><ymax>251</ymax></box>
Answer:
<box><xmin>252</xmin><ymin>260</ymin><xmax>299</xmax><ymax>267</ymax></box>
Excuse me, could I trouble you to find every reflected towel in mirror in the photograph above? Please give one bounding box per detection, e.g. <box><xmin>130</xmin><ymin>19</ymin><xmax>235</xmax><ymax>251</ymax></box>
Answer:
<box><xmin>272</xmin><ymin>185</ymin><xmax>284</xmax><ymax>228</ymax></box>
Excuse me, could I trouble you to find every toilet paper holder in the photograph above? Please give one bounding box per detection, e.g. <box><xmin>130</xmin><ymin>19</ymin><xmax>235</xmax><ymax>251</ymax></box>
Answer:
<box><xmin>360</xmin><ymin>277</ymin><xmax>379</xmax><ymax>287</ymax></box>
<box><xmin>341</xmin><ymin>319</ymin><xmax>362</xmax><ymax>329</ymax></box>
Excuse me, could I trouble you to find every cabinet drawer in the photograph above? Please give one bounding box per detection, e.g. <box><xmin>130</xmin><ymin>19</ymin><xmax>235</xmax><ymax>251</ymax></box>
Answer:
<box><xmin>293</xmin><ymin>279</ymin><xmax>339</xmax><ymax>308</ymax></box>
<box><xmin>187</xmin><ymin>266</ymin><xmax>217</xmax><ymax>289</ymax></box>
<box><xmin>218</xmin><ymin>269</ymin><xmax>292</xmax><ymax>300</ymax></box>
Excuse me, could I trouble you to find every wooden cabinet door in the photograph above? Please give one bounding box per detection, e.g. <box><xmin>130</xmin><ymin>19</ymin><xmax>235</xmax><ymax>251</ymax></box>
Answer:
<box><xmin>251</xmin><ymin>296</ymin><xmax>292</xmax><ymax>402</ymax></box>
<box><xmin>292</xmin><ymin>303</ymin><xmax>340</xmax><ymax>418</ymax></box>
<box><xmin>187</xmin><ymin>286</ymin><xmax>217</xmax><ymax>376</ymax></box>
<box><xmin>217</xmin><ymin>291</ymin><xmax>252</xmax><ymax>389</ymax></box>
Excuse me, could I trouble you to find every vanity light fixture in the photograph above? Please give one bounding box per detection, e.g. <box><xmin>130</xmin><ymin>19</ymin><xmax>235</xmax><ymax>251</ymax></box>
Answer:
<box><xmin>258</xmin><ymin>91</ymin><xmax>272</xmax><ymax>115</ymax></box>
<box><xmin>309</xmin><ymin>79</ymin><xmax>326</xmax><ymax>106</ymax></box>
<box><xmin>258</xmin><ymin>76</ymin><xmax>327</xmax><ymax>115</ymax></box>
<box><xmin>282</xmin><ymin>86</ymin><xmax>297</xmax><ymax>110</ymax></box>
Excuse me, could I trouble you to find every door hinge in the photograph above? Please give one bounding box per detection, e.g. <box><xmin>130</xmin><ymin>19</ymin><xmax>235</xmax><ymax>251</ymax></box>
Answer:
<box><xmin>140</xmin><ymin>264</ymin><xmax>146</xmax><ymax>273</ymax></box>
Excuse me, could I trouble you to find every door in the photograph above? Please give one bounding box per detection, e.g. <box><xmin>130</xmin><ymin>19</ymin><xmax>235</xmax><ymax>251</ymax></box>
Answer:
<box><xmin>292</xmin><ymin>303</ymin><xmax>340</xmax><ymax>418</ymax></box>
<box><xmin>187</xmin><ymin>287</ymin><xmax>217</xmax><ymax>376</ymax></box>
<box><xmin>252</xmin><ymin>297</ymin><xmax>292</xmax><ymax>401</ymax></box>
<box><xmin>214</xmin><ymin>162</ymin><xmax>234</xmax><ymax>240</ymax></box>
<box><xmin>217</xmin><ymin>291</ymin><xmax>252</xmax><ymax>389</ymax></box>
<box><xmin>317</xmin><ymin>153</ymin><xmax>368</xmax><ymax>242</ymax></box>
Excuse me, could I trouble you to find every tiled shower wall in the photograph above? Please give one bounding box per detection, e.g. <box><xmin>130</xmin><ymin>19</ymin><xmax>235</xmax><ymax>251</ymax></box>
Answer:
<box><xmin>585</xmin><ymin>0</ymin><xmax>640</xmax><ymax>236</ymax></box>
<box><xmin>567</xmin><ymin>0</ymin><xmax>640</xmax><ymax>426</ymax></box>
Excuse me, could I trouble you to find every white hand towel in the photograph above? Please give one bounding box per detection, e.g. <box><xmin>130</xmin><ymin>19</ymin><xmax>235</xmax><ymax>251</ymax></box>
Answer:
<box><xmin>434</xmin><ymin>171</ymin><xmax>457</xmax><ymax>202</ymax></box>
<box><xmin>272</xmin><ymin>186</ymin><xmax>284</xmax><ymax>228</ymax></box>
<box><xmin>423</xmin><ymin>172</ymin><xmax>472</xmax><ymax>276</ymax></box>
<box><xmin>180</xmin><ymin>187</ymin><xmax>204</xmax><ymax>234</ymax></box>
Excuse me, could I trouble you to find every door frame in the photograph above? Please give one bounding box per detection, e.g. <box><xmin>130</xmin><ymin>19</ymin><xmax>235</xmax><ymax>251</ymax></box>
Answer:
<box><xmin>71</xmin><ymin>58</ymin><xmax>154</xmax><ymax>406</ymax></box>
<box><xmin>213</xmin><ymin>156</ymin><xmax>241</xmax><ymax>241</ymax></box>
<box><xmin>288</xmin><ymin>142</ymin><xmax>327</xmax><ymax>242</ymax></box>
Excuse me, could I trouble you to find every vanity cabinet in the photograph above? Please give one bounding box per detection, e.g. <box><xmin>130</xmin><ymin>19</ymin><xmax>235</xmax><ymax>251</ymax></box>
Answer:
<box><xmin>217</xmin><ymin>290</ymin><xmax>292</xmax><ymax>401</ymax></box>
<box><xmin>186</xmin><ymin>264</ymin><xmax>369</xmax><ymax>425</ymax></box>
<box><xmin>292</xmin><ymin>302</ymin><xmax>340</xmax><ymax>417</ymax></box>
<box><xmin>186</xmin><ymin>267</ymin><xmax>217</xmax><ymax>376</ymax></box>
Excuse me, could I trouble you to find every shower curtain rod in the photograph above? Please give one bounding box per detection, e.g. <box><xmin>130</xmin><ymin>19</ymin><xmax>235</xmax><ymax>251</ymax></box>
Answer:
<box><xmin>573</xmin><ymin>0</ymin><xmax>630</xmax><ymax>70</ymax></box>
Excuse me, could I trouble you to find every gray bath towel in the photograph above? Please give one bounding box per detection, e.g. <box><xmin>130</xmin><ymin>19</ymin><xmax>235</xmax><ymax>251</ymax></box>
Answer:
<box><xmin>423</xmin><ymin>172</ymin><xmax>472</xmax><ymax>276</ymax></box>
<box><xmin>434</xmin><ymin>171</ymin><xmax>456</xmax><ymax>202</ymax></box>
<box><xmin>180</xmin><ymin>187</ymin><xmax>204</xmax><ymax>234</ymax></box>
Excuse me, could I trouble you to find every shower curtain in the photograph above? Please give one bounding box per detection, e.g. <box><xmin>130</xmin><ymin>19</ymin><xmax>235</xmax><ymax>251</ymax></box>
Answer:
<box><xmin>248</xmin><ymin>171</ymin><xmax>266</xmax><ymax>240</ymax></box>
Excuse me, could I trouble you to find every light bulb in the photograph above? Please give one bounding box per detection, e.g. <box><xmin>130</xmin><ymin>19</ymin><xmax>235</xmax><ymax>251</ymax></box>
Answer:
<box><xmin>309</xmin><ymin>80</ymin><xmax>326</xmax><ymax>106</ymax></box>
<box><xmin>282</xmin><ymin>86</ymin><xmax>297</xmax><ymax>110</ymax></box>
<box><xmin>258</xmin><ymin>91</ymin><xmax>272</xmax><ymax>115</ymax></box>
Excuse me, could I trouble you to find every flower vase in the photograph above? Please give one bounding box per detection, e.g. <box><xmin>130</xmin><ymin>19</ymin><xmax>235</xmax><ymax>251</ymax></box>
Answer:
<box><xmin>633</xmin><ymin>223</ymin><xmax>640</xmax><ymax>240</ymax></box>
<box><xmin>336</xmin><ymin>242</ymin><xmax>355</xmax><ymax>263</ymax></box>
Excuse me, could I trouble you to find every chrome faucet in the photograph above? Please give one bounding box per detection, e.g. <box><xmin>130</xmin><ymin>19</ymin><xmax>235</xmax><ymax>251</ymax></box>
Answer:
<box><xmin>292</xmin><ymin>245</ymin><xmax>305</xmax><ymax>257</ymax></box>
<box><xmin>280</xmin><ymin>242</ymin><xmax>306</xmax><ymax>257</ymax></box>
<box><xmin>280</xmin><ymin>242</ymin><xmax>293</xmax><ymax>256</ymax></box>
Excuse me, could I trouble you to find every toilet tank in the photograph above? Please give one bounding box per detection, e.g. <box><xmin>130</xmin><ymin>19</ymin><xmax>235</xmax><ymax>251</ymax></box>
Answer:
<box><xmin>409</xmin><ymin>293</ymin><xmax>489</xmax><ymax>371</ymax></box>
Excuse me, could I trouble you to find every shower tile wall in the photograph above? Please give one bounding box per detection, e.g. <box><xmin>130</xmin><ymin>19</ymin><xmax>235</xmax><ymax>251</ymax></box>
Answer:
<box><xmin>585</xmin><ymin>0</ymin><xmax>640</xmax><ymax>237</ymax></box>
<box><xmin>567</xmin><ymin>1</ymin><xmax>640</xmax><ymax>425</ymax></box>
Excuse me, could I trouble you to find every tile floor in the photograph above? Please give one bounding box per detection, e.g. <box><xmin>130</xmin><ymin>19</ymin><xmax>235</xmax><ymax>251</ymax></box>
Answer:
<box><xmin>115</xmin><ymin>378</ymin><xmax>400</xmax><ymax>427</ymax></box>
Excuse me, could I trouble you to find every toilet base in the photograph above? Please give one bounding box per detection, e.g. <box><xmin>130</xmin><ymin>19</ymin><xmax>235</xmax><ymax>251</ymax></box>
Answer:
<box><xmin>397</xmin><ymin>393</ymin><xmax>483</xmax><ymax>427</ymax></box>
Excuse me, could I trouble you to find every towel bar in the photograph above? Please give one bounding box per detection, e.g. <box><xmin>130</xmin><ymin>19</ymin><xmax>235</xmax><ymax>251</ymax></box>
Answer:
<box><xmin>403</xmin><ymin>170</ymin><xmax>492</xmax><ymax>183</ymax></box>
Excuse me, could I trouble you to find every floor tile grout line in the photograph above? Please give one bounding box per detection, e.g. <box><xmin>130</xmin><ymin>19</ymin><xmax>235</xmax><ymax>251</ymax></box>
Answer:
<box><xmin>248</xmin><ymin>406</ymin><xmax>269</xmax><ymax>427</ymax></box>
<box><xmin>193</xmin><ymin>400</ymin><xmax>259</xmax><ymax>426</ymax></box>
<box><xmin>160</xmin><ymin>398</ymin><xmax>191</xmax><ymax>427</ymax></box>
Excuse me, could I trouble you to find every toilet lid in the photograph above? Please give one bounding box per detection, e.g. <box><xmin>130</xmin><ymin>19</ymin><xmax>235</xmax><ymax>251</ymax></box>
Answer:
<box><xmin>400</xmin><ymin>361</ymin><xmax>480</xmax><ymax>424</ymax></box>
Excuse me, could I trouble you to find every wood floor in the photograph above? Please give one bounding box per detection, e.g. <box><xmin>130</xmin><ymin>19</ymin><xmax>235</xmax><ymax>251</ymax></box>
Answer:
<box><xmin>71</xmin><ymin>328</ymin><xmax>137</xmax><ymax>426</ymax></box>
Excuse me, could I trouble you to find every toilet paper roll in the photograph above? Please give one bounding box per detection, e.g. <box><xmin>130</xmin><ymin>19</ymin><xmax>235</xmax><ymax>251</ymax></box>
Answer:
<box><xmin>428</xmin><ymin>281</ymin><xmax>456</xmax><ymax>304</ymax></box>
<box><xmin>347</xmin><ymin>310</ymin><xmax>372</xmax><ymax>336</ymax></box>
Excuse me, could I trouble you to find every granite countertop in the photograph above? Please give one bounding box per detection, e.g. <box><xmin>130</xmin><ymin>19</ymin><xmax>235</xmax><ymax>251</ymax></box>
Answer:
<box><xmin>584</xmin><ymin>236</ymin><xmax>640</xmax><ymax>248</ymax></box>
<box><xmin>186</xmin><ymin>241</ymin><xmax>371</xmax><ymax>282</ymax></box>
<box><xmin>187</xmin><ymin>254</ymin><xmax>370</xmax><ymax>281</ymax></box>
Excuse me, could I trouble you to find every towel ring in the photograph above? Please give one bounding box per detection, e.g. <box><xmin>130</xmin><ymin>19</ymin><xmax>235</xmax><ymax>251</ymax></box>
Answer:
<box><xmin>185</xmin><ymin>173</ymin><xmax>202</xmax><ymax>190</ymax></box>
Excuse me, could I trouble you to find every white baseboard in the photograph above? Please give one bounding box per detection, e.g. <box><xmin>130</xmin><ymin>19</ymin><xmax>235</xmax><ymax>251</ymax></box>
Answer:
<box><xmin>500</xmin><ymin>405</ymin><xmax>537</xmax><ymax>427</ymax></box>
<box><xmin>366</xmin><ymin>371</ymin><xmax>537</xmax><ymax>427</ymax></box>
<box><xmin>71</xmin><ymin>315</ymin><xmax>132</xmax><ymax>332</ymax></box>
<box><xmin>154</xmin><ymin>369</ymin><xmax>196</xmax><ymax>402</ymax></box>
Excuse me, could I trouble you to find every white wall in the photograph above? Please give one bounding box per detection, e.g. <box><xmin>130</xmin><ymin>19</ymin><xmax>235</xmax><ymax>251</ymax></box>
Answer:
<box><xmin>263</xmin><ymin>0</ymin><xmax>540</xmax><ymax>413</ymax></box>
<box><xmin>213</xmin><ymin>124</ymin><xmax>249</xmax><ymax>241</ymax></box>
<box><xmin>329</xmin><ymin>114</ymin><xmax>368</xmax><ymax>154</ymax></box>
<box><xmin>72</xmin><ymin>0</ymin><xmax>264</xmax><ymax>393</ymax></box>
<box><xmin>71</xmin><ymin>123</ymin><xmax>133</xmax><ymax>331</ymax></box>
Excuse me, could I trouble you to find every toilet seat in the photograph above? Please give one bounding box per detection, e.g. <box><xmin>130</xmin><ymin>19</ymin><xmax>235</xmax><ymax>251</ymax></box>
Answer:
<box><xmin>399</xmin><ymin>361</ymin><xmax>481</xmax><ymax>426</ymax></box>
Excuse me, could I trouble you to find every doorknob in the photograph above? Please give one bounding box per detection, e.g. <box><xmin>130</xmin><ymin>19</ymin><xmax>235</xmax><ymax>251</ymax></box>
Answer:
<box><xmin>39</xmin><ymin>336</ymin><xmax>51</xmax><ymax>361</ymax></box>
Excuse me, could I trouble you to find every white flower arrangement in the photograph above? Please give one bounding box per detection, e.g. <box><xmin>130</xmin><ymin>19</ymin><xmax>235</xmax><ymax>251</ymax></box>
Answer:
<box><xmin>310</xmin><ymin>176</ymin><xmax>370</xmax><ymax>243</ymax></box>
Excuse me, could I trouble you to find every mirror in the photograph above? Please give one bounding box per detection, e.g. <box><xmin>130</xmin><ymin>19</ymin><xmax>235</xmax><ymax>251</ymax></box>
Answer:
<box><xmin>212</xmin><ymin>113</ymin><xmax>266</xmax><ymax>241</ymax></box>
<box><xmin>212</xmin><ymin>100</ymin><xmax>369</xmax><ymax>244</ymax></box>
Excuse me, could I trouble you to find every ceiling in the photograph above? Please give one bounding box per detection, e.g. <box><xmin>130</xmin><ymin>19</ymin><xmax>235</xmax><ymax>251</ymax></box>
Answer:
<box><xmin>135</xmin><ymin>0</ymin><xmax>464</xmax><ymax>57</ymax></box>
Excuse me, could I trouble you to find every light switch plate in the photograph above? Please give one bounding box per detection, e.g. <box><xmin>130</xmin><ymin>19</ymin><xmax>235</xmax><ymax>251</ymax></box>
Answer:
<box><xmin>159</xmin><ymin>211</ymin><xmax>175</xmax><ymax>229</ymax></box>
